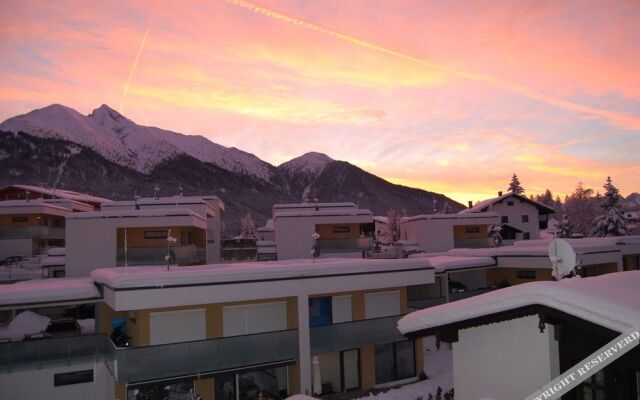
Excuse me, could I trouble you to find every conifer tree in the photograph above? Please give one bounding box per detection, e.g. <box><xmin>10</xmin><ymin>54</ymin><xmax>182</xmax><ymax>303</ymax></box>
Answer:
<box><xmin>508</xmin><ymin>173</ymin><xmax>525</xmax><ymax>194</ymax></box>
<box><xmin>591</xmin><ymin>177</ymin><xmax>629</xmax><ymax>237</ymax></box>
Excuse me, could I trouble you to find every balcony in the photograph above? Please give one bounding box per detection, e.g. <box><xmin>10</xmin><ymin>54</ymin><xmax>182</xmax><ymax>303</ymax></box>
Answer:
<box><xmin>0</xmin><ymin>334</ymin><xmax>114</xmax><ymax>373</ymax></box>
<box><xmin>0</xmin><ymin>226</ymin><xmax>65</xmax><ymax>240</ymax></box>
<box><xmin>115</xmin><ymin>329</ymin><xmax>298</xmax><ymax>383</ymax></box>
<box><xmin>316</xmin><ymin>237</ymin><xmax>373</xmax><ymax>254</ymax></box>
<box><xmin>310</xmin><ymin>315</ymin><xmax>405</xmax><ymax>354</ymax></box>
<box><xmin>407</xmin><ymin>288</ymin><xmax>497</xmax><ymax>310</ymax></box>
<box><xmin>116</xmin><ymin>245</ymin><xmax>206</xmax><ymax>266</ymax></box>
<box><xmin>453</xmin><ymin>237</ymin><xmax>492</xmax><ymax>249</ymax></box>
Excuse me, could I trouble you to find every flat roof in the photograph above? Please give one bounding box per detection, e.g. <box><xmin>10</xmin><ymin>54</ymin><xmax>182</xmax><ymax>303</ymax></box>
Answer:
<box><xmin>91</xmin><ymin>258</ymin><xmax>432</xmax><ymax>290</ymax></box>
<box><xmin>404</xmin><ymin>212</ymin><xmax>500</xmax><ymax>223</ymax></box>
<box><xmin>0</xmin><ymin>278</ymin><xmax>101</xmax><ymax>307</ymax></box>
<box><xmin>2</xmin><ymin>184</ymin><xmax>111</xmax><ymax>204</ymax></box>
<box><xmin>0</xmin><ymin>200</ymin><xmax>72</xmax><ymax>214</ymax></box>
<box><xmin>274</xmin><ymin>209</ymin><xmax>373</xmax><ymax>219</ymax></box>
<box><xmin>66</xmin><ymin>208</ymin><xmax>206</xmax><ymax>221</ymax></box>
<box><xmin>399</xmin><ymin>271</ymin><xmax>640</xmax><ymax>335</ymax></box>
<box><xmin>409</xmin><ymin>255</ymin><xmax>497</xmax><ymax>273</ymax></box>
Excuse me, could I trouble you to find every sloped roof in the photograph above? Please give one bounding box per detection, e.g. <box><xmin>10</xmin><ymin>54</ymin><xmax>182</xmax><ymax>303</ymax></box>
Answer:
<box><xmin>459</xmin><ymin>192</ymin><xmax>556</xmax><ymax>215</ymax></box>
<box><xmin>1</xmin><ymin>184</ymin><xmax>111</xmax><ymax>205</ymax></box>
<box><xmin>398</xmin><ymin>271</ymin><xmax>640</xmax><ymax>335</ymax></box>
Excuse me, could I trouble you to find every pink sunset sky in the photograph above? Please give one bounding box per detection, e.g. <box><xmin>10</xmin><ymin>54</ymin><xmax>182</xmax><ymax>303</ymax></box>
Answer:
<box><xmin>1</xmin><ymin>0</ymin><xmax>639</xmax><ymax>204</ymax></box>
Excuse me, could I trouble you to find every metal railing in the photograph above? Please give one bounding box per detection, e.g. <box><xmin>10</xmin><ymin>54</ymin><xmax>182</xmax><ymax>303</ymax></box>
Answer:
<box><xmin>310</xmin><ymin>315</ymin><xmax>405</xmax><ymax>354</ymax></box>
<box><xmin>115</xmin><ymin>329</ymin><xmax>298</xmax><ymax>383</ymax></box>
<box><xmin>407</xmin><ymin>287</ymin><xmax>498</xmax><ymax>310</ymax></box>
<box><xmin>0</xmin><ymin>226</ymin><xmax>65</xmax><ymax>240</ymax></box>
<box><xmin>453</xmin><ymin>237</ymin><xmax>493</xmax><ymax>248</ymax></box>
<box><xmin>116</xmin><ymin>245</ymin><xmax>206</xmax><ymax>266</ymax></box>
<box><xmin>316</xmin><ymin>237</ymin><xmax>373</xmax><ymax>253</ymax></box>
<box><xmin>0</xmin><ymin>334</ymin><xmax>114</xmax><ymax>373</ymax></box>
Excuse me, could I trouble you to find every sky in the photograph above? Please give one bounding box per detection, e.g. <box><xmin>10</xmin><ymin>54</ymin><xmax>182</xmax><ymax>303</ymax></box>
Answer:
<box><xmin>1</xmin><ymin>0</ymin><xmax>639</xmax><ymax>204</ymax></box>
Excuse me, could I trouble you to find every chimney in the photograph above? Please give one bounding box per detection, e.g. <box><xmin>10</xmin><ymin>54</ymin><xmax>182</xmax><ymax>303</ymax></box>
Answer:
<box><xmin>498</xmin><ymin>191</ymin><xmax>503</xmax><ymax>196</ymax></box>
<box><xmin>468</xmin><ymin>201</ymin><xmax>473</xmax><ymax>208</ymax></box>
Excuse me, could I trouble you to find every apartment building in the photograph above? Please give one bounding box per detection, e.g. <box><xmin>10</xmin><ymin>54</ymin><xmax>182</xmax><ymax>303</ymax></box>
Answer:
<box><xmin>398</xmin><ymin>271</ymin><xmax>640</xmax><ymax>400</ymax></box>
<box><xmin>0</xmin><ymin>185</ymin><xmax>106</xmax><ymax>259</ymax></box>
<box><xmin>272</xmin><ymin>203</ymin><xmax>374</xmax><ymax>260</ymax></box>
<box><xmin>401</xmin><ymin>212</ymin><xmax>501</xmax><ymax>253</ymax></box>
<box><xmin>459</xmin><ymin>192</ymin><xmax>556</xmax><ymax>242</ymax></box>
<box><xmin>0</xmin><ymin>257</ymin><xmax>434</xmax><ymax>400</ymax></box>
<box><xmin>65</xmin><ymin>195</ymin><xmax>224</xmax><ymax>277</ymax></box>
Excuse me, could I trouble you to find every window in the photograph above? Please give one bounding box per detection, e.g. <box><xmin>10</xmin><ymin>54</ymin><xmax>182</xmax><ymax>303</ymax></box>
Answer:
<box><xmin>501</xmin><ymin>216</ymin><xmax>509</xmax><ymax>224</ymax></box>
<box><xmin>516</xmin><ymin>270</ymin><xmax>536</xmax><ymax>279</ymax></box>
<box><xmin>521</xmin><ymin>215</ymin><xmax>529</xmax><ymax>223</ymax></box>
<box><xmin>11</xmin><ymin>215</ymin><xmax>28</xmax><ymax>223</ymax></box>
<box><xmin>53</xmin><ymin>217</ymin><xmax>63</xmax><ymax>228</ymax></box>
<box><xmin>309</xmin><ymin>297</ymin><xmax>332</xmax><ymax>327</ymax></box>
<box><xmin>144</xmin><ymin>230</ymin><xmax>168</xmax><ymax>239</ymax></box>
<box><xmin>523</xmin><ymin>232</ymin><xmax>530</xmax><ymax>240</ymax></box>
<box><xmin>578</xmin><ymin>370</ymin><xmax>606</xmax><ymax>399</ymax></box>
<box><xmin>375</xmin><ymin>341</ymin><xmax>415</xmax><ymax>384</ymax></box>
<box><xmin>54</xmin><ymin>369</ymin><xmax>93</xmax><ymax>386</ymax></box>
<box><xmin>464</xmin><ymin>226</ymin><xmax>480</xmax><ymax>234</ymax></box>
<box><xmin>129</xmin><ymin>378</ymin><xmax>195</xmax><ymax>400</ymax></box>
<box><xmin>332</xmin><ymin>226</ymin><xmax>351</xmax><ymax>233</ymax></box>
<box><xmin>314</xmin><ymin>350</ymin><xmax>360</xmax><ymax>394</ymax></box>
<box><xmin>214</xmin><ymin>366</ymin><xmax>289</xmax><ymax>400</ymax></box>
<box><xmin>507</xmin><ymin>201</ymin><xmax>514</xmax><ymax>206</ymax></box>
<box><xmin>38</xmin><ymin>216</ymin><xmax>48</xmax><ymax>226</ymax></box>
<box><xmin>180</xmin><ymin>231</ymin><xmax>192</xmax><ymax>245</ymax></box>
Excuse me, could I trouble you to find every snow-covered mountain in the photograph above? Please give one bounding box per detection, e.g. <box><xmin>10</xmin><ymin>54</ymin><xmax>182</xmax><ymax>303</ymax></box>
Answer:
<box><xmin>278</xmin><ymin>151</ymin><xmax>333</xmax><ymax>176</ymax></box>
<box><xmin>0</xmin><ymin>104</ymin><xmax>273</xmax><ymax>180</ymax></box>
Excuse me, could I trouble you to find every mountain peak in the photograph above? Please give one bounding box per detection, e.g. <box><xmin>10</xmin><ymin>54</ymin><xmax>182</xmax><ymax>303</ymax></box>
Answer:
<box><xmin>88</xmin><ymin>104</ymin><xmax>128</xmax><ymax>123</ymax></box>
<box><xmin>278</xmin><ymin>152</ymin><xmax>334</xmax><ymax>175</ymax></box>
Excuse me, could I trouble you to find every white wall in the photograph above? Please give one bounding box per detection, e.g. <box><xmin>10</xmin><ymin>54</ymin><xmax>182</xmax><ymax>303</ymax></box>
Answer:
<box><xmin>0</xmin><ymin>238</ymin><xmax>32</xmax><ymax>259</ymax></box>
<box><xmin>0</xmin><ymin>361</ymin><xmax>114</xmax><ymax>400</ymax></box>
<box><xmin>452</xmin><ymin>315</ymin><xmax>559</xmax><ymax>400</ymax></box>
<box><xmin>491</xmin><ymin>201</ymin><xmax>541</xmax><ymax>240</ymax></box>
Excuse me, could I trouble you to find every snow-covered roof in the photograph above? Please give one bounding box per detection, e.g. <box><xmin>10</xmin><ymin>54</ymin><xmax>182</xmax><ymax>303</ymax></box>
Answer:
<box><xmin>1</xmin><ymin>184</ymin><xmax>111</xmax><ymax>204</ymax></box>
<box><xmin>408</xmin><ymin>255</ymin><xmax>496</xmax><ymax>273</ymax></box>
<box><xmin>404</xmin><ymin>212</ymin><xmax>500</xmax><ymax>223</ymax></box>
<box><xmin>0</xmin><ymin>278</ymin><xmax>100</xmax><ymax>307</ymax></box>
<box><xmin>274</xmin><ymin>209</ymin><xmax>373</xmax><ymax>219</ymax></box>
<box><xmin>447</xmin><ymin>236</ymin><xmax>640</xmax><ymax>258</ymax></box>
<box><xmin>273</xmin><ymin>202</ymin><xmax>358</xmax><ymax>212</ymax></box>
<box><xmin>258</xmin><ymin>219</ymin><xmax>274</xmax><ymax>231</ymax></box>
<box><xmin>91</xmin><ymin>258</ymin><xmax>432</xmax><ymax>289</ymax></box>
<box><xmin>66</xmin><ymin>208</ymin><xmax>207</xmax><ymax>221</ymax></box>
<box><xmin>398</xmin><ymin>271</ymin><xmax>640</xmax><ymax>335</ymax></box>
<box><xmin>0</xmin><ymin>199</ymin><xmax>72</xmax><ymax>214</ymax></box>
<box><xmin>102</xmin><ymin>195</ymin><xmax>223</xmax><ymax>209</ymax></box>
<box><xmin>459</xmin><ymin>192</ymin><xmax>555</xmax><ymax>215</ymax></box>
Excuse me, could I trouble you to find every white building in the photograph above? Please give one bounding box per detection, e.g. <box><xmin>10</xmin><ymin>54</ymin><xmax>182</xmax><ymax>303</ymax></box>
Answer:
<box><xmin>272</xmin><ymin>203</ymin><xmax>375</xmax><ymax>260</ymax></box>
<box><xmin>398</xmin><ymin>271</ymin><xmax>640</xmax><ymax>400</ymax></box>
<box><xmin>401</xmin><ymin>212</ymin><xmax>501</xmax><ymax>253</ymax></box>
<box><xmin>65</xmin><ymin>195</ymin><xmax>224</xmax><ymax>276</ymax></box>
<box><xmin>459</xmin><ymin>192</ymin><xmax>556</xmax><ymax>242</ymax></box>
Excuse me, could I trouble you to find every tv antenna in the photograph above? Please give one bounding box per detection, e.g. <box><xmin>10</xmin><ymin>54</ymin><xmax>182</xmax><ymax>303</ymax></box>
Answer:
<box><xmin>548</xmin><ymin>238</ymin><xmax>581</xmax><ymax>280</ymax></box>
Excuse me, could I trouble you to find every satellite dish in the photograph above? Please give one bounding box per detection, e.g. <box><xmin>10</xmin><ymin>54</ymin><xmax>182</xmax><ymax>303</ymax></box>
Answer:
<box><xmin>548</xmin><ymin>238</ymin><xmax>579</xmax><ymax>280</ymax></box>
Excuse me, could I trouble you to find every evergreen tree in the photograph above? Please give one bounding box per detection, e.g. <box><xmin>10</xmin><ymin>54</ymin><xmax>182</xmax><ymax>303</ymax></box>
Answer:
<box><xmin>555</xmin><ymin>212</ymin><xmax>572</xmax><ymax>238</ymax></box>
<box><xmin>240</xmin><ymin>212</ymin><xmax>257</xmax><ymax>239</ymax></box>
<box><xmin>384</xmin><ymin>208</ymin><xmax>402</xmax><ymax>243</ymax></box>
<box><xmin>508</xmin><ymin>173</ymin><xmax>525</xmax><ymax>194</ymax></box>
<box><xmin>565</xmin><ymin>182</ymin><xmax>599</xmax><ymax>236</ymax></box>
<box><xmin>591</xmin><ymin>177</ymin><xmax>629</xmax><ymax>237</ymax></box>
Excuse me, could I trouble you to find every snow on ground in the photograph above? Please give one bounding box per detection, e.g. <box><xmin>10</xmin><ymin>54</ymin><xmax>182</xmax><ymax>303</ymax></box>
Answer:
<box><xmin>354</xmin><ymin>338</ymin><xmax>453</xmax><ymax>400</ymax></box>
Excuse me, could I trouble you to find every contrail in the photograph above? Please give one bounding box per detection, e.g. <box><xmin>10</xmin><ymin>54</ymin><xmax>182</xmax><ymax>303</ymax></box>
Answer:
<box><xmin>221</xmin><ymin>0</ymin><xmax>640</xmax><ymax>131</ymax></box>
<box><xmin>120</xmin><ymin>0</ymin><xmax>160</xmax><ymax>114</ymax></box>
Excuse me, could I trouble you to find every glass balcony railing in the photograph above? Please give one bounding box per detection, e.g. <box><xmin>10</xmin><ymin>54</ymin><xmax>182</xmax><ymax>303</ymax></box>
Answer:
<box><xmin>115</xmin><ymin>329</ymin><xmax>298</xmax><ymax>383</ymax></box>
<box><xmin>0</xmin><ymin>226</ymin><xmax>65</xmax><ymax>240</ymax></box>
<box><xmin>316</xmin><ymin>238</ymin><xmax>373</xmax><ymax>254</ymax></box>
<box><xmin>0</xmin><ymin>334</ymin><xmax>114</xmax><ymax>373</ymax></box>
<box><xmin>310</xmin><ymin>315</ymin><xmax>405</xmax><ymax>354</ymax></box>
<box><xmin>453</xmin><ymin>237</ymin><xmax>493</xmax><ymax>248</ymax></box>
<box><xmin>116</xmin><ymin>245</ymin><xmax>206</xmax><ymax>266</ymax></box>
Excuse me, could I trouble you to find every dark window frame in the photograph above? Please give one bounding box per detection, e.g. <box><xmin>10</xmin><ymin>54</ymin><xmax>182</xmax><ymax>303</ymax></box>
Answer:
<box><xmin>332</xmin><ymin>226</ymin><xmax>352</xmax><ymax>234</ymax></box>
<box><xmin>521</xmin><ymin>215</ymin><xmax>529</xmax><ymax>223</ymax></box>
<box><xmin>54</xmin><ymin>369</ymin><xmax>94</xmax><ymax>386</ymax></box>
<box><xmin>501</xmin><ymin>216</ymin><xmax>509</xmax><ymax>224</ymax></box>
<box><xmin>144</xmin><ymin>231</ymin><xmax>168</xmax><ymax>239</ymax></box>
<box><xmin>516</xmin><ymin>270</ymin><xmax>536</xmax><ymax>279</ymax></box>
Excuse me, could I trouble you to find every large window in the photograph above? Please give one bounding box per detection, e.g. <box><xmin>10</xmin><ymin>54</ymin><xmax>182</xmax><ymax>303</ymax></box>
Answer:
<box><xmin>578</xmin><ymin>370</ymin><xmax>606</xmax><ymax>399</ymax></box>
<box><xmin>375</xmin><ymin>341</ymin><xmax>415</xmax><ymax>384</ymax></box>
<box><xmin>309</xmin><ymin>297</ymin><xmax>332</xmax><ymax>327</ymax></box>
<box><xmin>501</xmin><ymin>216</ymin><xmax>509</xmax><ymax>224</ymax></box>
<box><xmin>315</xmin><ymin>350</ymin><xmax>360</xmax><ymax>394</ymax></box>
<box><xmin>128</xmin><ymin>378</ymin><xmax>194</xmax><ymax>400</ymax></box>
<box><xmin>215</xmin><ymin>366</ymin><xmax>289</xmax><ymax>400</ymax></box>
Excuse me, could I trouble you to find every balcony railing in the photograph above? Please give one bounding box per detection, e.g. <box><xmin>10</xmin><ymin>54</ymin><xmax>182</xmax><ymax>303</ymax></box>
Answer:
<box><xmin>453</xmin><ymin>237</ymin><xmax>493</xmax><ymax>249</ymax></box>
<box><xmin>407</xmin><ymin>288</ymin><xmax>498</xmax><ymax>310</ymax></box>
<box><xmin>116</xmin><ymin>245</ymin><xmax>206</xmax><ymax>266</ymax></box>
<box><xmin>316</xmin><ymin>237</ymin><xmax>373</xmax><ymax>254</ymax></box>
<box><xmin>0</xmin><ymin>226</ymin><xmax>65</xmax><ymax>240</ymax></box>
<box><xmin>0</xmin><ymin>334</ymin><xmax>114</xmax><ymax>373</ymax></box>
<box><xmin>115</xmin><ymin>329</ymin><xmax>298</xmax><ymax>383</ymax></box>
<box><xmin>310</xmin><ymin>315</ymin><xmax>405</xmax><ymax>354</ymax></box>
